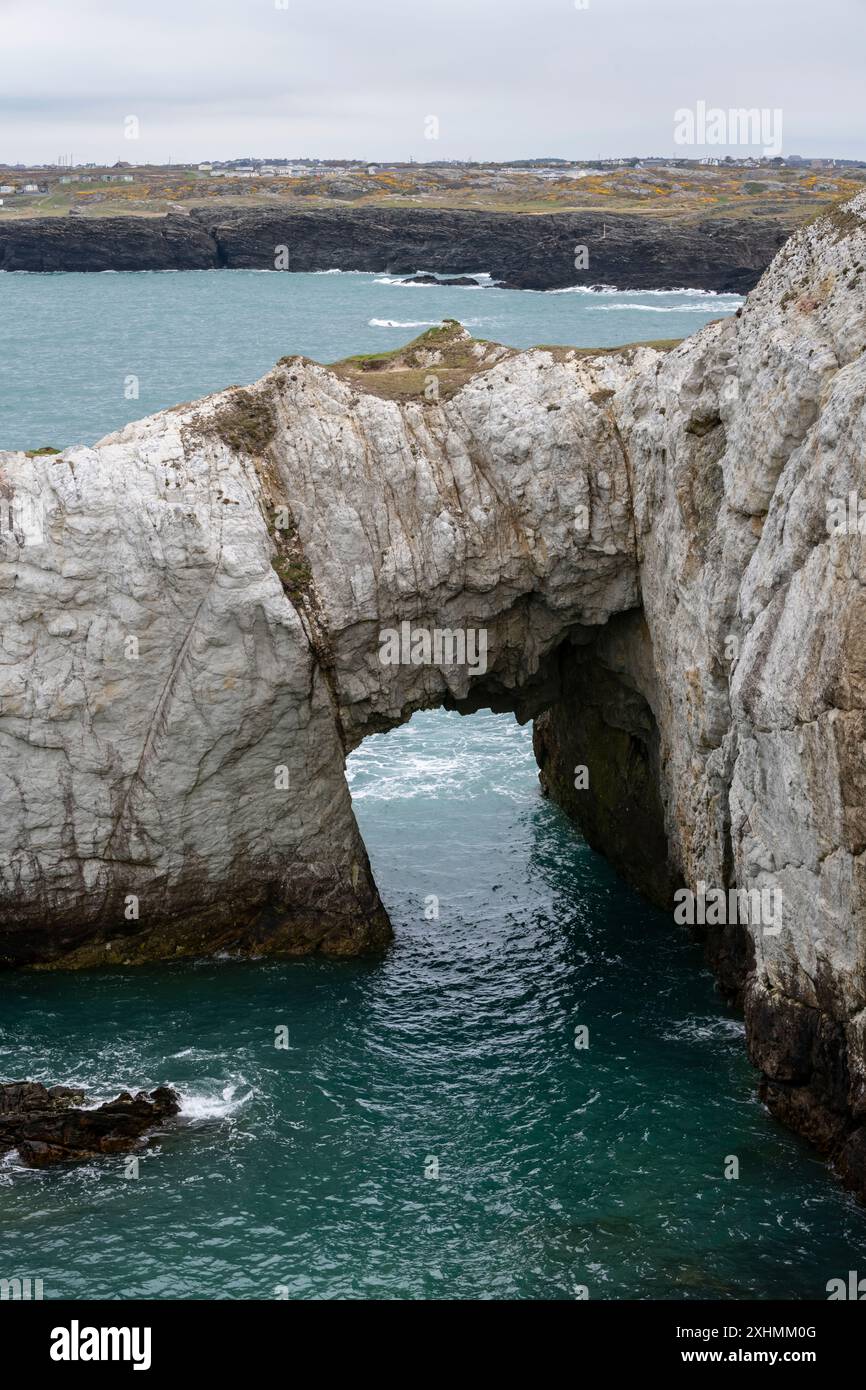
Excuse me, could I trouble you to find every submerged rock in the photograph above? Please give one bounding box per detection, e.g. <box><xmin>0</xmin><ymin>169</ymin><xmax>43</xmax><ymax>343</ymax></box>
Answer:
<box><xmin>0</xmin><ymin>194</ymin><xmax>864</xmax><ymax>1192</ymax></box>
<box><xmin>0</xmin><ymin>1082</ymin><xmax>180</xmax><ymax>1167</ymax></box>
<box><xmin>400</xmin><ymin>274</ymin><xmax>483</xmax><ymax>287</ymax></box>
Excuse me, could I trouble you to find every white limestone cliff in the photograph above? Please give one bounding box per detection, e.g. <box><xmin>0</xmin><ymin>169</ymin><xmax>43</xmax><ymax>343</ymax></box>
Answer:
<box><xmin>1</xmin><ymin>195</ymin><xmax>864</xmax><ymax>1187</ymax></box>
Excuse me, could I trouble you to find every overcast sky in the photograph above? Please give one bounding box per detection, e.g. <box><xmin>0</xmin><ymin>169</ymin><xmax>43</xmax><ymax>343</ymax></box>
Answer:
<box><xmin>2</xmin><ymin>0</ymin><xmax>863</xmax><ymax>165</ymax></box>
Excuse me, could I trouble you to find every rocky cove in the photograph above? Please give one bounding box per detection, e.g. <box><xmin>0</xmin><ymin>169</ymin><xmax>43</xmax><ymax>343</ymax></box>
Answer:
<box><xmin>0</xmin><ymin>190</ymin><xmax>864</xmax><ymax>1217</ymax></box>
<box><xmin>0</xmin><ymin>204</ymin><xmax>793</xmax><ymax>291</ymax></box>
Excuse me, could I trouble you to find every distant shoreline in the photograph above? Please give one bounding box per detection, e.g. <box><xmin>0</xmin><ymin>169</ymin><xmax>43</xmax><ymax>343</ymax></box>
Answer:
<box><xmin>0</xmin><ymin>205</ymin><xmax>793</xmax><ymax>292</ymax></box>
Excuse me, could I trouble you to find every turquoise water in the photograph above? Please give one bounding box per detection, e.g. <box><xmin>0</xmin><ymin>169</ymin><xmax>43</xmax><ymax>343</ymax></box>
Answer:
<box><xmin>0</xmin><ymin>269</ymin><xmax>741</xmax><ymax>451</ymax></box>
<box><xmin>1</xmin><ymin>712</ymin><xmax>863</xmax><ymax>1300</ymax></box>
<box><xmin>1</xmin><ymin>272</ymin><xmax>864</xmax><ymax>1300</ymax></box>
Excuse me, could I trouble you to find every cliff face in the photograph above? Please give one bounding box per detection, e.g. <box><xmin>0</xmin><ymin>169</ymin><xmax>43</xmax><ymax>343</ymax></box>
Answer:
<box><xmin>0</xmin><ymin>213</ymin><xmax>218</xmax><ymax>272</ymax></box>
<box><xmin>670</xmin><ymin>199</ymin><xmax>866</xmax><ymax>1185</ymax></box>
<box><xmin>0</xmin><ymin>197</ymin><xmax>864</xmax><ymax>1190</ymax></box>
<box><xmin>0</xmin><ymin>327</ymin><xmax>643</xmax><ymax>966</ymax></box>
<box><xmin>0</xmin><ymin>205</ymin><xmax>792</xmax><ymax>291</ymax></box>
<box><xmin>538</xmin><ymin>194</ymin><xmax>866</xmax><ymax>1189</ymax></box>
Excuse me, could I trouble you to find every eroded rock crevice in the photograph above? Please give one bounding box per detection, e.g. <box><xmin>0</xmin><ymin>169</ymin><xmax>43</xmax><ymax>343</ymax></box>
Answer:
<box><xmin>533</xmin><ymin>612</ymin><xmax>676</xmax><ymax>910</ymax></box>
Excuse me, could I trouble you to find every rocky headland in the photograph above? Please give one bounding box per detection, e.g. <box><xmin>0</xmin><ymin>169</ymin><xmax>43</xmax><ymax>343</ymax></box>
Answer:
<box><xmin>0</xmin><ymin>196</ymin><xmax>864</xmax><ymax>1194</ymax></box>
<box><xmin>0</xmin><ymin>205</ymin><xmax>793</xmax><ymax>291</ymax></box>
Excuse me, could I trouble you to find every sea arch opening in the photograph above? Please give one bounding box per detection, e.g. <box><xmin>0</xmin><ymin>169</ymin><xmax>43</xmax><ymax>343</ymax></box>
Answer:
<box><xmin>338</xmin><ymin>608</ymin><xmax>674</xmax><ymax>954</ymax></box>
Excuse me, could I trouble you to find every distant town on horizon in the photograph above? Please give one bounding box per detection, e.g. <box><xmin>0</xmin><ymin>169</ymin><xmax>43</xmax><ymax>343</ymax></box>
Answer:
<box><xmin>2</xmin><ymin>152</ymin><xmax>864</xmax><ymax>224</ymax></box>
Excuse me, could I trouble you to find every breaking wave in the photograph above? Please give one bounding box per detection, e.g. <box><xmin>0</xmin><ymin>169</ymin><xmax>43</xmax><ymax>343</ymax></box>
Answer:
<box><xmin>368</xmin><ymin>318</ymin><xmax>442</xmax><ymax>329</ymax></box>
<box><xmin>177</xmin><ymin>1081</ymin><xmax>255</xmax><ymax>1121</ymax></box>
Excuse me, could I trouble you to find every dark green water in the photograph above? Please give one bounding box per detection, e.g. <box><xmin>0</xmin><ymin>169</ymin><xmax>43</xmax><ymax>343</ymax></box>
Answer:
<box><xmin>0</xmin><ymin>272</ymin><xmax>863</xmax><ymax>1299</ymax></box>
<box><xmin>1</xmin><ymin>712</ymin><xmax>864</xmax><ymax>1299</ymax></box>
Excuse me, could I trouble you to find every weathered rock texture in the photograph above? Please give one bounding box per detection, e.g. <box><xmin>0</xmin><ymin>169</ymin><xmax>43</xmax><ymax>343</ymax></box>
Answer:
<box><xmin>0</xmin><ymin>206</ymin><xmax>792</xmax><ymax>291</ymax></box>
<box><xmin>537</xmin><ymin>195</ymin><xmax>866</xmax><ymax>1190</ymax></box>
<box><xmin>0</xmin><ymin>322</ymin><xmax>645</xmax><ymax>967</ymax></box>
<box><xmin>0</xmin><ymin>196</ymin><xmax>864</xmax><ymax>1189</ymax></box>
<box><xmin>0</xmin><ymin>1081</ymin><xmax>180</xmax><ymax>1167</ymax></box>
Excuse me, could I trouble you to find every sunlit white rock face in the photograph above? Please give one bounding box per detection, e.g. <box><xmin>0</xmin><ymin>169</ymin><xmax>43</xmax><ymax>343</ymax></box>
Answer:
<box><xmin>0</xmin><ymin>411</ymin><xmax>378</xmax><ymax>962</ymax></box>
<box><xmin>0</xmin><ymin>326</ymin><xmax>643</xmax><ymax>966</ymax></box>
<box><xmin>0</xmin><ymin>194</ymin><xmax>864</xmax><ymax>1186</ymax></box>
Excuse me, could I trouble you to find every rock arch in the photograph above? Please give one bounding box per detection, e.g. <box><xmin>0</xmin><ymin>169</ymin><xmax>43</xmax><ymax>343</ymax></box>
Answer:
<box><xmin>1</xmin><ymin>199</ymin><xmax>866</xmax><ymax>1189</ymax></box>
<box><xmin>0</xmin><ymin>322</ymin><xmax>648</xmax><ymax>967</ymax></box>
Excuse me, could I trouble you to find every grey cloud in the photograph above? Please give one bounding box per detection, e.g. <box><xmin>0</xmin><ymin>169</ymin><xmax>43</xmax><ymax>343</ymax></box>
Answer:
<box><xmin>1</xmin><ymin>0</ymin><xmax>863</xmax><ymax>163</ymax></box>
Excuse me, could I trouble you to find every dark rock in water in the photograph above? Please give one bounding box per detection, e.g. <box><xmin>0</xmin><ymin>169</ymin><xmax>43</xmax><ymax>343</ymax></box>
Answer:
<box><xmin>0</xmin><ymin>1081</ymin><xmax>180</xmax><ymax>1167</ymax></box>
<box><xmin>0</xmin><ymin>1080</ymin><xmax>86</xmax><ymax>1113</ymax></box>
<box><xmin>401</xmin><ymin>274</ymin><xmax>482</xmax><ymax>287</ymax></box>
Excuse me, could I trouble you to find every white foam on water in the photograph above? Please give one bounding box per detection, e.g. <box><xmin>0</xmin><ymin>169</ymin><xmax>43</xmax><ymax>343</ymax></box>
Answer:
<box><xmin>589</xmin><ymin>303</ymin><xmax>738</xmax><ymax>314</ymax></box>
<box><xmin>633</xmin><ymin>287</ymin><xmax>741</xmax><ymax>298</ymax></box>
<box><xmin>542</xmin><ymin>283</ymin><xmax>742</xmax><ymax>299</ymax></box>
<box><xmin>544</xmin><ymin>283</ymin><xmax>619</xmax><ymax>295</ymax></box>
<box><xmin>662</xmin><ymin>1016</ymin><xmax>746</xmax><ymax>1044</ymax></box>
<box><xmin>178</xmin><ymin>1081</ymin><xmax>254</xmax><ymax>1121</ymax></box>
<box><xmin>348</xmin><ymin>712</ymin><xmax>533</xmax><ymax>803</ymax></box>
<box><xmin>368</xmin><ymin>318</ymin><xmax>442</xmax><ymax>329</ymax></box>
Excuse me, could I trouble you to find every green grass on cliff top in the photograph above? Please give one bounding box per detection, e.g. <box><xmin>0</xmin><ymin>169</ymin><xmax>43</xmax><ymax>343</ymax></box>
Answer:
<box><xmin>321</xmin><ymin>320</ymin><xmax>681</xmax><ymax>401</ymax></box>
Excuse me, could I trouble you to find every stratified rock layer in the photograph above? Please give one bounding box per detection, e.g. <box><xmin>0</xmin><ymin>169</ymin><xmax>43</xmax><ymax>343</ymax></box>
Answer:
<box><xmin>0</xmin><ymin>205</ymin><xmax>792</xmax><ymax>291</ymax></box>
<box><xmin>0</xmin><ymin>197</ymin><xmax>864</xmax><ymax>1191</ymax></box>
